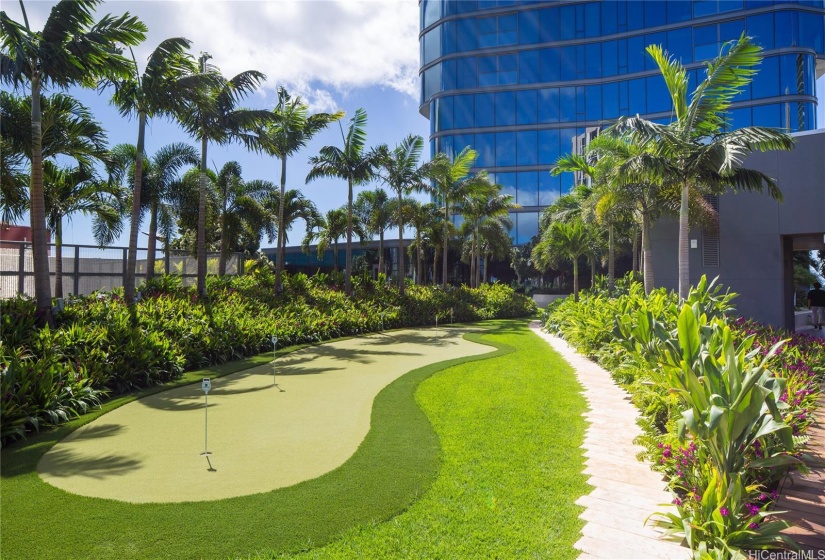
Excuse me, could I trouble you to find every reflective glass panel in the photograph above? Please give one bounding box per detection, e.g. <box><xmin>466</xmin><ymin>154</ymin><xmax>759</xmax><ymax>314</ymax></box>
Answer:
<box><xmin>516</xmin><ymin>89</ymin><xmax>538</xmax><ymax>124</ymax></box>
<box><xmin>667</xmin><ymin>27</ymin><xmax>693</xmax><ymax>65</ymax></box>
<box><xmin>475</xmin><ymin>133</ymin><xmax>495</xmax><ymax>167</ymax></box>
<box><xmin>475</xmin><ymin>93</ymin><xmax>495</xmax><ymax>128</ymax></box>
<box><xmin>456</xmin><ymin>18</ymin><xmax>477</xmax><ymax>52</ymax></box>
<box><xmin>457</xmin><ymin>56</ymin><xmax>477</xmax><ymax>89</ymax></box>
<box><xmin>520</xmin><ymin>50</ymin><xmax>540</xmax><ymax>84</ymax></box>
<box><xmin>517</xmin><ymin>131</ymin><xmax>538</xmax><ymax>165</ymax></box>
<box><xmin>541</xmin><ymin>48</ymin><xmax>560</xmax><ymax>82</ymax></box>
<box><xmin>540</xmin><ymin>7</ymin><xmax>560</xmax><ymax>43</ymax></box>
<box><xmin>538</xmin><ymin>172</ymin><xmax>561</xmax><ymax>205</ymax></box>
<box><xmin>519</xmin><ymin>10</ymin><xmax>540</xmax><ymax>44</ymax></box>
<box><xmin>517</xmin><ymin>213</ymin><xmax>539</xmax><ymax>245</ymax></box>
<box><xmin>496</xmin><ymin>132</ymin><xmax>517</xmax><ymax>167</ymax></box>
<box><xmin>454</xmin><ymin>94</ymin><xmax>474</xmax><ymax>129</ymax></box>
<box><xmin>495</xmin><ymin>91</ymin><xmax>516</xmax><ymax>126</ymax></box>
<box><xmin>517</xmin><ymin>172</ymin><xmax>539</xmax><ymax>206</ymax></box>
<box><xmin>602</xmin><ymin>81</ymin><xmax>619</xmax><ymax>120</ymax></box>
<box><xmin>538</xmin><ymin>128</ymin><xmax>560</xmax><ymax>165</ymax></box>
<box><xmin>560</xmin><ymin>87</ymin><xmax>576</xmax><ymax>122</ymax></box>
<box><xmin>602</xmin><ymin>41</ymin><xmax>618</xmax><ymax>77</ymax></box>
<box><xmin>538</xmin><ymin>88</ymin><xmax>560</xmax><ymax>123</ymax></box>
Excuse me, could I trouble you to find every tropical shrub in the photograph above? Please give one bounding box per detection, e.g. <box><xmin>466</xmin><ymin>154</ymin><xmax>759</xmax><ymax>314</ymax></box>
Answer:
<box><xmin>545</xmin><ymin>275</ymin><xmax>822</xmax><ymax>557</ymax></box>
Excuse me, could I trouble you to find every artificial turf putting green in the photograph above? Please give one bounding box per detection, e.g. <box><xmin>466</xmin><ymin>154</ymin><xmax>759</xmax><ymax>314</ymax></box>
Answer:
<box><xmin>38</xmin><ymin>328</ymin><xmax>491</xmax><ymax>503</ymax></box>
<box><xmin>1</xmin><ymin>320</ymin><xmax>589</xmax><ymax>559</ymax></box>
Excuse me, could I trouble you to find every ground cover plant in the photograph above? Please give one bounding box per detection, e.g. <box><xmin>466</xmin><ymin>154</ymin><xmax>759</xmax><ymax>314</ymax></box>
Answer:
<box><xmin>0</xmin><ymin>269</ymin><xmax>535</xmax><ymax>445</ymax></box>
<box><xmin>0</xmin><ymin>320</ymin><xmax>588</xmax><ymax>559</ymax></box>
<box><xmin>544</xmin><ymin>274</ymin><xmax>825</xmax><ymax>558</ymax></box>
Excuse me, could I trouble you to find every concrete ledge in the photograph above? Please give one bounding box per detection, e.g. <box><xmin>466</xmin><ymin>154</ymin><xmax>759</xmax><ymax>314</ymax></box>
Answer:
<box><xmin>532</xmin><ymin>293</ymin><xmax>570</xmax><ymax>308</ymax></box>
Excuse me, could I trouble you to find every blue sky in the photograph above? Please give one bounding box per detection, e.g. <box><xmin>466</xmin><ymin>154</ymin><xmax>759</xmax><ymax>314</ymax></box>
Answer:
<box><xmin>4</xmin><ymin>0</ymin><xmax>430</xmax><ymax>248</ymax></box>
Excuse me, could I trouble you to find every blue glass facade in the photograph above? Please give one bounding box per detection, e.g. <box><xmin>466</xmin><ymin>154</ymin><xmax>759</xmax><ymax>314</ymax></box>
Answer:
<box><xmin>419</xmin><ymin>0</ymin><xmax>825</xmax><ymax>244</ymax></box>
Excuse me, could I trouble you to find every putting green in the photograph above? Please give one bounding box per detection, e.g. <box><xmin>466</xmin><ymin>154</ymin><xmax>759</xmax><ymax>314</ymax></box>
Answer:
<box><xmin>37</xmin><ymin>328</ymin><xmax>491</xmax><ymax>504</ymax></box>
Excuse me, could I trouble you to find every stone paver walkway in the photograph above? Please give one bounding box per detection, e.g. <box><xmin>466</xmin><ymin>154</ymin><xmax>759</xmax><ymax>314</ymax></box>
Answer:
<box><xmin>776</xmin><ymin>389</ymin><xmax>825</xmax><ymax>552</ymax></box>
<box><xmin>529</xmin><ymin>322</ymin><xmax>687</xmax><ymax>559</ymax></box>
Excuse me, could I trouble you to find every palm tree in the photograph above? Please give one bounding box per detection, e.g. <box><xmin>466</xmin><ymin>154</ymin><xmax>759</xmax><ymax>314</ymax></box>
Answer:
<box><xmin>404</xmin><ymin>199</ymin><xmax>439</xmax><ymax>285</ymax></box>
<box><xmin>478</xmin><ymin>214</ymin><xmax>514</xmax><ymax>284</ymax></box>
<box><xmin>263</xmin><ymin>188</ymin><xmax>320</xmax><ymax>251</ymax></box>
<box><xmin>377</xmin><ymin>134</ymin><xmax>427</xmax><ymax>294</ymax></box>
<box><xmin>618</xmin><ymin>35</ymin><xmax>794</xmax><ymax>299</ymax></box>
<box><xmin>109</xmin><ymin>142</ymin><xmax>199</xmax><ymax>280</ymax></box>
<box><xmin>1</xmin><ymin>91</ymin><xmax>109</xmax><ymax>224</ymax></box>
<box><xmin>354</xmin><ymin>188</ymin><xmax>393</xmax><ymax>277</ymax></box>
<box><xmin>532</xmin><ymin>219</ymin><xmax>592</xmax><ymax>301</ymax></box>
<box><xmin>257</xmin><ymin>87</ymin><xmax>343</xmax><ymax>293</ymax></box>
<box><xmin>176</xmin><ymin>53</ymin><xmax>268</xmax><ymax>297</ymax></box>
<box><xmin>302</xmin><ymin>207</ymin><xmax>367</xmax><ymax>275</ymax></box>
<box><xmin>458</xmin><ymin>183</ymin><xmax>517</xmax><ymax>288</ymax></box>
<box><xmin>428</xmin><ymin>147</ymin><xmax>498</xmax><ymax>288</ymax></box>
<box><xmin>1</xmin><ymin>0</ymin><xmax>146</xmax><ymax>325</ymax></box>
<box><xmin>109</xmin><ymin>37</ymin><xmax>213</xmax><ymax>304</ymax></box>
<box><xmin>42</xmin><ymin>162</ymin><xmax>124</xmax><ymax>298</ymax></box>
<box><xmin>306</xmin><ymin>108</ymin><xmax>383</xmax><ymax>294</ymax></box>
<box><xmin>168</xmin><ymin>166</ymin><xmax>220</xmax><ymax>255</ymax></box>
<box><xmin>213</xmin><ymin>161</ymin><xmax>274</xmax><ymax>274</ymax></box>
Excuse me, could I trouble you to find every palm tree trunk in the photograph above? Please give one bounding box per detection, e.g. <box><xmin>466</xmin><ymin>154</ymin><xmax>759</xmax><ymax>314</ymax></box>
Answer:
<box><xmin>345</xmin><ymin>178</ymin><xmax>353</xmax><ymax>294</ymax></box>
<box><xmin>197</xmin><ymin>133</ymin><xmax>208</xmax><ymax>297</ymax></box>
<box><xmin>378</xmin><ymin>228</ymin><xmax>384</xmax><ymax>279</ymax></box>
<box><xmin>442</xmin><ymin>203</ymin><xmax>449</xmax><ymax>289</ymax></box>
<box><xmin>275</xmin><ymin>155</ymin><xmax>287</xmax><ymax>293</ymax></box>
<box><xmin>573</xmin><ymin>258</ymin><xmax>579</xmax><ymax>302</ymax></box>
<box><xmin>146</xmin><ymin>202</ymin><xmax>158</xmax><ymax>281</ymax></box>
<box><xmin>333</xmin><ymin>240</ymin><xmax>339</xmax><ymax>274</ymax></box>
<box><xmin>475</xmin><ymin>223</ymin><xmax>481</xmax><ymax>288</ymax></box>
<box><xmin>125</xmin><ymin>111</ymin><xmax>146</xmax><ymax>305</ymax></box>
<box><xmin>678</xmin><ymin>181</ymin><xmax>690</xmax><ymax>300</ymax></box>
<box><xmin>642</xmin><ymin>212</ymin><xmax>654</xmax><ymax>295</ymax></box>
<box><xmin>632</xmin><ymin>227</ymin><xmax>639</xmax><ymax>273</ymax></box>
<box><xmin>434</xmin><ymin>247</ymin><xmax>440</xmax><ymax>286</ymax></box>
<box><xmin>54</xmin><ymin>218</ymin><xmax>63</xmax><ymax>299</ymax></box>
<box><xmin>483</xmin><ymin>253</ymin><xmax>489</xmax><ymax>283</ymax></box>
<box><xmin>398</xmin><ymin>190</ymin><xmax>405</xmax><ymax>294</ymax></box>
<box><xmin>218</xmin><ymin>194</ymin><xmax>228</xmax><ymax>276</ymax></box>
<box><xmin>416</xmin><ymin>230</ymin><xmax>422</xmax><ymax>286</ymax></box>
<box><xmin>591</xmin><ymin>256</ymin><xmax>596</xmax><ymax>288</ymax></box>
<box><xmin>29</xmin><ymin>77</ymin><xmax>54</xmax><ymax>327</ymax></box>
<box><xmin>608</xmin><ymin>224</ymin><xmax>615</xmax><ymax>294</ymax></box>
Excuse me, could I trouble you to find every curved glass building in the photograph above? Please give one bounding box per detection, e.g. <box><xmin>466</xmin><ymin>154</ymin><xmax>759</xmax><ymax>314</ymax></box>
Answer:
<box><xmin>419</xmin><ymin>0</ymin><xmax>825</xmax><ymax>245</ymax></box>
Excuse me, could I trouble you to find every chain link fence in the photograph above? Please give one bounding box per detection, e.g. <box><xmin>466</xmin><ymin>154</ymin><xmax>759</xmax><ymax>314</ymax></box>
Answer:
<box><xmin>0</xmin><ymin>241</ymin><xmax>244</xmax><ymax>299</ymax></box>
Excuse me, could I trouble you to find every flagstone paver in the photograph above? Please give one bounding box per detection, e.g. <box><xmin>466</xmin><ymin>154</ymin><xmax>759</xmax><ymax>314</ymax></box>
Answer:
<box><xmin>529</xmin><ymin>321</ymin><xmax>687</xmax><ymax>559</ymax></box>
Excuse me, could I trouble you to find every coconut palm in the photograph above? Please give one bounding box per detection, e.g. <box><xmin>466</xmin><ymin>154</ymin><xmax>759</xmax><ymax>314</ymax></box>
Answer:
<box><xmin>306</xmin><ymin>108</ymin><xmax>383</xmax><ymax>294</ymax></box>
<box><xmin>354</xmin><ymin>188</ymin><xmax>393</xmax><ymax>277</ymax></box>
<box><xmin>617</xmin><ymin>35</ymin><xmax>794</xmax><ymax>299</ymax></box>
<box><xmin>302</xmin><ymin>207</ymin><xmax>367</xmax><ymax>275</ymax></box>
<box><xmin>376</xmin><ymin>134</ymin><xmax>427</xmax><ymax>294</ymax></box>
<box><xmin>263</xmin><ymin>188</ymin><xmax>320</xmax><ymax>250</ymax></box>
<box><xmin>1</xmin><ymin>91</ymin><xmax>109</xmax><ymax>224</ymax></box>
<box><xmin>533</xmin><ymin>219</ymin><xmax>592</xmax><ymax>301</ymax></box>
<box><xmin>458</xmin><ymin>184</ymin><xmax>517</xmax><ymax>288</ymax></box>
<box><xmin>213</xmin><ymin>161</ymin><xmax>274</xmax><ymax>274</ymax></box>
<box><xmin>176</xmin><ymin>53</ymin><xmax>268</xmax><ymax>297</ymax></box>
<box><xmin>42</xmin><ymin>162</ymin><xmax>124</xmax><ymax>298</ymax></box>
<box><xmin>109</xmin><ymin>37</ymin><xmax>214</xmax><ymax>303</ymax></box>
<box><xmin>109</xmin><ymin>142</ymin><xmax>199</xmax><ymax>280</ymax></box>
<box><xmin>257</xmin><ymin>87</ymin><xmax>343</xmax><ymax>293</ymax></box>
<box><xmin>427</xmin><ymin>147</ymin><xmax>498</xmax><ymax>288</ymax></box>
<box><xmin>404</xmin><ymin>199</ymin><xmax>439</xmax><ymax>285</ymax></box>
<box><xmin>1</xmin><ymin>0</ymin><xmax>146</xmax><ymax>325</ymax></box>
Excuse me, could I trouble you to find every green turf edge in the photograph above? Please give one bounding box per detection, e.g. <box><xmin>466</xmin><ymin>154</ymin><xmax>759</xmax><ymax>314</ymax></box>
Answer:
<box><xmin>0</xmin><ymin>322</ymin><xmax>514</xmax><ymax>560</ymax></box>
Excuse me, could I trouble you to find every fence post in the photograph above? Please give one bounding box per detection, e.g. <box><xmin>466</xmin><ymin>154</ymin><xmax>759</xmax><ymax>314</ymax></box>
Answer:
<box><xmin>73</xmin><ymin>245</ymin><xmax>80</xmax><ymax>296</ymax></box>
<box><xmin>17</xmin><ymin>242</ymin><xmax>26</xmax><ymax>295</ymax></box>
<box><xmin>238</xmin><ymin>253</ymin><xmax>245</xmax><ymax>276</ymax></box>
<box><xmin>122</xmin><ymin>248</ymin><xmax>127</xmax><ymax>287</ymax></box>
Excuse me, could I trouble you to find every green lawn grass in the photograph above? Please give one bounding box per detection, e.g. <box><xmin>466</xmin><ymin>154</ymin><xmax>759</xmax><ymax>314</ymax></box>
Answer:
<box><xmin>1</xmin><ymin>320</ymin><xmax>589</xmax><ymax>559</ymax></box>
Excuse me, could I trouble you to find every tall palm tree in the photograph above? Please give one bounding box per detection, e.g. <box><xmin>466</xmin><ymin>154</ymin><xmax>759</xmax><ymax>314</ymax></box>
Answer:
<box><xmin>109</xmin><ymin>142</ymin><xmax>199</xmax><ymax>280</ymax></box>
<box><xmin>1</xmin><ymin>0</ymin><xmax>146</xmax><ymax>325</ymax></box>
<box><xmin>1</xmin><ymin>91</ymin><xmax>109</xmax><ymax>224</ymax></box>
<box><xmin>176</xmin><ymin>53</ymin><xmax>268</xmax><ymax>297</ymax></box>
<box><xmin>213</xmin><ymin>161</ymin><xmax>274</xmax><ymax>274</ymax></box>
<box><xmin>377</xmin><ymin>134</ymin><xmax>427</xmax><ymax>294</ymax></box>
<box><xmin>532</xmin><ymin>219</ymin><xmax>592</xmax><ymax>301</ymax></box>
<box><xmin>306</xmin><ymin>108</ymin><xmax>382</xmax><ymax>294</ymax></box>
<box><xmin>478</xmin><ymin>214</ymin><xmax>514</xmax><ymax>284</ymax></box>
<box><xmin>42</xmin><ymin>162</ymin><xmax>124</xmax><ymax>298</ymax></box>
<box><xmin>618</xmin><ymin>35</ymin><xmax>794</xmax><ymax>299</ymax></box>
<box><xmin>109</xmin><ymin>37</ymin><xmax>213</xmax><ymax>303</ymax></box>
<box><xmin>354</xmin><ymin>188</ymin><xmax>392</xmax><ymax>277</ymax></box>
<box><xmin>428</xmin><ymin>147</ymin><xmax>497</xmax><ymax>288</ymax></box>
<box><xmin>263</xmin><ymin>188</ymin><xmax>320</xmax><ymax>251</ymax></box>
<box><xmin>257</xmin><ymin>86</ymin><xmax>343</xmax><ymax>293</ymax></box>
<box><xmin>302</xmin><ymin>207</ymin><xmax>367</xmax><ymax>275</ymax></box>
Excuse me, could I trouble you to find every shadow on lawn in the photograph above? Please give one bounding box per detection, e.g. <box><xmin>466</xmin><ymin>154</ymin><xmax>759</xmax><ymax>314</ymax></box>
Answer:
<box><xmin>67</xmin><ymin>423</ymin><xmax>124</xmax><ymax>441</ymax></box>
<box><xmin>38</xmin><ymin>447</ymin><xmax>143</xmax><ymax>479</ymax></box>
<box><xmin>362</xmin><ymin>330</ymin><xmax>465</xmax><ymax>347</ymax></box>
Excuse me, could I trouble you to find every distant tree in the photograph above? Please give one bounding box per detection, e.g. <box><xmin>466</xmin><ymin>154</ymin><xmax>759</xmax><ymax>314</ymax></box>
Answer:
<box><xmin>404</xmin><ymin>199</ymin><xmax>439</xmax><ymax>285</ymax></box>
<box><xmin>302</xmin><ymin>207</ymin><xmax>367</xmax><ymax>275</ymax></box>
<box><xmin>533</xmin><ymin>220</ymin><xmax>592</xmax><ymax>301</ymax></box>
<box><xmin>1</xmin><ymin>0</ymin><xmax>146</xmax><ymax>324</ymax></box>
<box><xmin>354</xmin><ymin>188</ymin><xmax>392</xmax><ymax>277</ymax></box>
<box><xmin>306</xmin><ymin>108</ymin><xmax>382</xmax><ymax>294</ymax></box>
<box><xmin>263</xmin><ymin>188</ymin><xmax>320</xmax><ymax>250</ymax></box>
<box><xmin>176</xmin><ymin>53</ymin><xmax>268</xmax><ymax>296</ymax></box>
<box><xmin>257</xmin><ymin>86</ymin><xmax>342</xmax><ymax>293</ymax></box>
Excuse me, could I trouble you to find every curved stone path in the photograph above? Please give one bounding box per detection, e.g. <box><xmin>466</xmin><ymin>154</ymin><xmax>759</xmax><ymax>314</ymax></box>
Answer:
<box><xmin>38</xmin><ymin>328</ymin><xmax>492</xmax><ymax>504</ymax></box>
<box><xmin>529</xmin><ymin>322</ymin><xmax>687</xmax><ymax>559</ymax></box>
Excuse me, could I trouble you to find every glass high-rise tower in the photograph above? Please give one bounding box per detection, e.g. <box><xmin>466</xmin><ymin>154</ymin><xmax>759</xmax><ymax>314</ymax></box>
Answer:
<box><xmin>419</xmin><ymin>1</ymin><xmax>825</xmax><ymax>245</ymax></box>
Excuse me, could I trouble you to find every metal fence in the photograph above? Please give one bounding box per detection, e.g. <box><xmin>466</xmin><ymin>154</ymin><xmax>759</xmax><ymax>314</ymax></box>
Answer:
<box><xmin>0</xmin><ymin>241</ymin><xmax>244</xmax><ymax>299</ymax></box>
